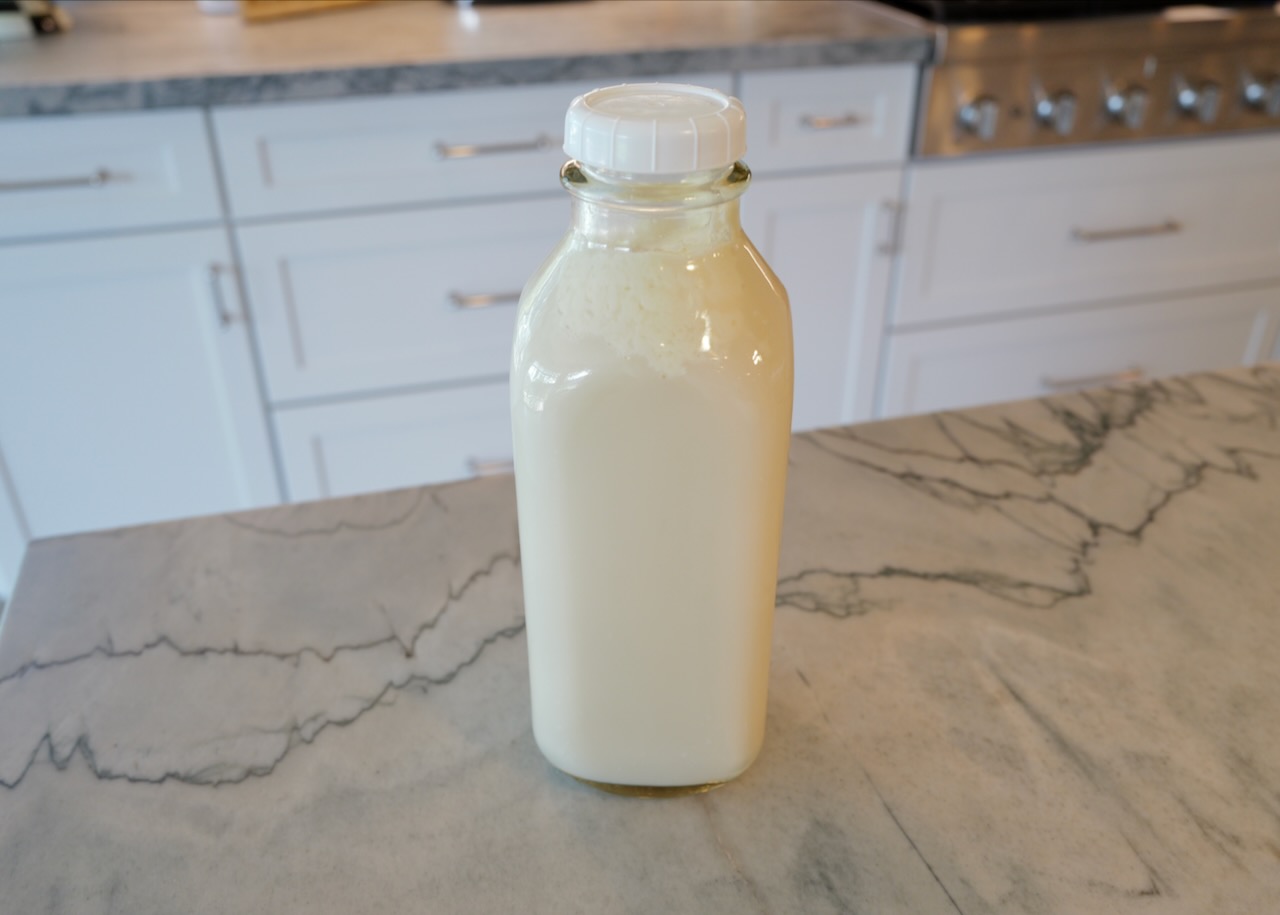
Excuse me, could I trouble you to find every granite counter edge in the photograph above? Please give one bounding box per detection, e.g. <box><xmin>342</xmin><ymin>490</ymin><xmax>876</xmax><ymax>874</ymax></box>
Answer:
<box><xmin>0</xmin><ymin>37</ymin><xmax>931</xmax><ymax>118</ymax></box>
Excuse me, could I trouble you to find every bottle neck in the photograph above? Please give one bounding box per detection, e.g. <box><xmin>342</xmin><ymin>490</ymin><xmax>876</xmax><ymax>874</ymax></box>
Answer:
<box><xmin>561</xmin><ymin>161</ymin><xmax>750</xmax><ymax>251</ymax></box>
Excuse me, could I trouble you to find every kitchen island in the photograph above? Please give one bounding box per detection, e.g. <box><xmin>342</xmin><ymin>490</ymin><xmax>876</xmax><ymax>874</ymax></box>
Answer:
<box><xmin>3</xmin><ymin>365</ymin><xmax>1279</xmax><ymax>912</ymax></box>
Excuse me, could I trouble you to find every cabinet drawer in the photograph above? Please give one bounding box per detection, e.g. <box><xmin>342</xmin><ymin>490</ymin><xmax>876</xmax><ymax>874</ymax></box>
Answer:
<box><xmin>879</xmin><ymin>286</ymin><xmax>1280</xmax><ymax>418</ymax></box>
<box><xmin>894</xmin><ymin>134</ymin><xmax>1280</xmax><ymax>328</ymax></box>
<box><xmin>740</xmin><ymin>64</ymin><xmax>916</xmax><ymax>174</ymax></box>
<box><xmin>239</xmin><ymin>198</ymin><xmax>564</xmax><ymax>403</ymax></box>
<box><xmin>213</xmin><ymin>74</ymin><xmax>732</xmax><ymax>219</ymax></box>
<box><xmin>0</xmin><ymin>110</ymin><xmax>220</xmax><ymax>241</ymax></box>
<box><xmin>274</xmin><ymin>382</ymin><xmax>511</xmax><ymax>501</ymax></box>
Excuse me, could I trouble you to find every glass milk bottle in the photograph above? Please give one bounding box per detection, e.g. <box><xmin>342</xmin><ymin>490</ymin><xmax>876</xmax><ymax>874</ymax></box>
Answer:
<box><xmin>510</xmin><ymin>84</ymin><xmax>793</xmax><ymax>795</ymax></box>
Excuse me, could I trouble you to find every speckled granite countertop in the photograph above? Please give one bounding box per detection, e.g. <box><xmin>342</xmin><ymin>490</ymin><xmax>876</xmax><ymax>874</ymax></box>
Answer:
<box><xmin>0</xmin><ymin>0</ymin><xmax>932</xmax><ymax>117</ymax></box>
<box><xmin>2</xmin><ymin>364</ymin><xmax>1279</xmax><ymax>912</ymax></box>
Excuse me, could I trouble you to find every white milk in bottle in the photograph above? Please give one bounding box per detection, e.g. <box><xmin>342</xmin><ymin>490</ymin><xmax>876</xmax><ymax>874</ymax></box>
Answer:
<box><xmin>511</xmin><ymin>84</ymin><xmax>793</xmax><ymax>794</ymax></box>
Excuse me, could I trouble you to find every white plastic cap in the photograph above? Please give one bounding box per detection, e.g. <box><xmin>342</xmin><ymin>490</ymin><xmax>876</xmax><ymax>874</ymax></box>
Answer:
<box><xmin>563</xmin><ymin>83</ymin><xmax>747</xmax><ymax>175</ymax></box>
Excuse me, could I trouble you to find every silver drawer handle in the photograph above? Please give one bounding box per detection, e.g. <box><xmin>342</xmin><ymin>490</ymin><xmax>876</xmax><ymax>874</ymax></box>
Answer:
<box><xmin>877</xmin><ymin>199</ymin><xmax>904</xmax><ymax>255</ymax></box>
<box><xmin>435</xmin><ymin>134</ymin><xmax>555</xmax><ymax>160</ymax></box>
<box><xmin>1042</xmin><ymin>366</ymin><xmax>1146</xmax><ymax>392</ymax></box>
<box><xmin>800</xmin><ymin>113</ymin><xmax>864</xmax><ymax>130</ymax></box>
<box><xmin>467</xmin><ymin>457</ymin><xmax>514</xmax><ymax>477</ymax></box>
<box><xmin>1070</xmin><ymin>220</ymin><xmax>1182</xmax><ymax>243</ymax></box>
<box><xmin>208</xmin><ymin>262</ymin><xmax>245</xmax><ymax>329</ymax></box>
<box><xmin>449</xmin><ymin>290</ymin><xmax>522</xmax><ymax>310</ymax></box>
<box><xmin>0</xmin><ymin>167</ymin><xmax>115</xmax><ymax>193</ymax></box>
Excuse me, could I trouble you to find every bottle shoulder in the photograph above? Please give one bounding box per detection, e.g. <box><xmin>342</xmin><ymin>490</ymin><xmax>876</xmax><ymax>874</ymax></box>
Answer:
<box><xmin>523</xmin><ymin>233</ymin><xmax>787</xmax><ymax>306</ymax></box>
<box><xmin>513</xmin><ymin>233</ymin><xmax>792</xmax><ymax>386</ymax></box>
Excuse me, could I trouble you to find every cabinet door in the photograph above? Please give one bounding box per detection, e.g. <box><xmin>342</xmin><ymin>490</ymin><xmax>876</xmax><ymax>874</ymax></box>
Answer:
<box><xmin>273</xmin><ymin>382</ymin><xmax>511</xmax><ymax>502</ymax></box>
<box><xmin>879</xmin><ymin>285</ymin><xmax>1280</xmax><ymax>418</ymax></box>
<box><xmin>742</xmin><ymin>169</ymin><xmax>901</xmax><ymax>430</ymax></box>
<box><xmin>0</xmin><ymin>230</ymin><xmax>279</xmax><ymax>545</ymax></box>
<box><xmin>238</xmin><ymin>199</ymin><xmax>564</xmax><ymax>404</ymax></box>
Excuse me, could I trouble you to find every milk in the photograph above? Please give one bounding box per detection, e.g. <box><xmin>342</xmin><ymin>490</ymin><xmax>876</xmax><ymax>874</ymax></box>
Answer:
<box><xmin>511</xmin><ymin>213</ymin><xmax>793</xmax><ymax>789</ymax></box>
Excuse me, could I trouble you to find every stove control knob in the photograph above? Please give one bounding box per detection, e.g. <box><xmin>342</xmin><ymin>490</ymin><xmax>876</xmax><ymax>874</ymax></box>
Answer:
<box><xmin>1104</xmin><ymin>85</ymin><xmax>1150</xmax><ymax>129</ymax></box>
<box><xmin>1034</xmin><ymin>90</ymin><xmax>1078</xmax><ymax>136</ymax></box>
<box><xmin>957</xmin><ymin>96</ymin><xmax>999</xmax><ymax>141</ymax></box>
<box><xmin>1175</xmin><ymin>77</ymin><xmax>1222</xmax><ymax>124</ymax></box>
<box><xmin>1243</xmin><ymin>73</ymin><xmax>1280</xmax><ymax>117</ymax></box>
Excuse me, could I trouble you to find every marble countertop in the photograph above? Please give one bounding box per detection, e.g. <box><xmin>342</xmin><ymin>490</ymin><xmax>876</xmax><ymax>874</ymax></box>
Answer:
<box><xmin>0</xmin><ymin>0</ymin><xmax>931</xmax><ymax>117</ymax></box>
<box><xmin>3</xmin><ymin>365</ymin><xmax>1280</xmax><ymax>912</ymax></box>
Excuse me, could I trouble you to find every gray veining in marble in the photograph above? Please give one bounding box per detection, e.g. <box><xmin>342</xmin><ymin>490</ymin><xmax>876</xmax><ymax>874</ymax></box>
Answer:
<box><xmin>2</xmin><ymin>365</ymin><xmax>1279</xmax><ymax>912</ymax></box>
<box><xmin>0</xmin><ymin>0</ymin><xmax>932</xmax><ymax>117</ymax></box>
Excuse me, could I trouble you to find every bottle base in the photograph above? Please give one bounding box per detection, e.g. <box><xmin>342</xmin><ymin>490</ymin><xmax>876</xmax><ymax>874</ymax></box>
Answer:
<box><xmin>563</xmin><ymin>770</ymin><xmax>728</xmax><ymax>798</ymax></box>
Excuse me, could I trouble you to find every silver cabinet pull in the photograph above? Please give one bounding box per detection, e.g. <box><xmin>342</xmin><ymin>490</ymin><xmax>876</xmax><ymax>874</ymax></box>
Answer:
<box><xmin>434</xmin><ymin>134</ymin><xmax>555</xmax><ymax>160</ymax></box>
<box><xmin>208</xmin><ymin>263</ymin><xmax>245</xmax><ymax>328</ymax></box>
<box><xmin>799</xmin><ymin>113</ymin><xmax>863</xmax><ymax>130</ymax></box>
<box><xmin>1041</xmin><ymin>366</ymin><xmax>1146</xmax><ymax>392</ymax></box>
<box><xmin>877</xmin><ymin>199</ymin><xmax>904</xmax><ymax>255</ymax></box>
<box><xmin>0</xmin><ymin>167</ymin><xmax>115</xmax><ymax>193</ymax></box>
<box><xmin>1070</xmin><ymin>220</ymin><xmax>1181</xmax><ymax>243</ymax></box>
<box><xmin>467</xmin><ymin>457</ymin><xmax>514</xmax><ymax>477</ymax></box>
<box><xmin>449</xmin><ymin>290</ymin><xmax>522</xmax><ymax>310</ymax></box>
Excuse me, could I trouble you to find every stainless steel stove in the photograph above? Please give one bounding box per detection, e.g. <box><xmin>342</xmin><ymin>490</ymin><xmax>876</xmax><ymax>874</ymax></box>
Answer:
<box><xmin>877</xmin><ymin>1</ymin><xmax>1280</xmax><ymax>156</ymax></box>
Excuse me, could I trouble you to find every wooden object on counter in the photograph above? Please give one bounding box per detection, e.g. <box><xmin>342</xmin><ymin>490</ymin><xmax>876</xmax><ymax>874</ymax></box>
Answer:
<box><xmin>241</xmin><ymin>0</ymin><xmax>379</xmax><ymax>23</ymax></box>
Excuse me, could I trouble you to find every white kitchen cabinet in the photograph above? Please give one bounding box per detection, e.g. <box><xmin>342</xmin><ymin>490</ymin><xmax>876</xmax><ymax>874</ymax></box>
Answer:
<box><xmin>0</xmin><ymin>229</ymin><xmax>279</xmax><ymax>583</ymax></box>
<box><xmin>237</xmin><ymin>198</ymin><xmax>564</xmax><ymax>404</ymax></box>
<box><xmin>273</xmin><ymin>381</ymin><xmax>511</xmax><ymax>502</ymax></box>
<box><xmin>879</xmin><ymin>284</ymin><xmax>1280</xmax><ymax>417</ymax></box>
<box><xmin>0</xmin><ymin>468</ymin><xmax>24</xmax><ymax>600</ymax></box>
<box><xmin>743</xmin><ymin>168</ymin><xmax>902</xmax><ymax>429</ymax></box>
<box><xmin>739</xmin><ymin>64</ymin><xmax>917</xmax><ymax>173</ymax></box>
<box><xmin>0</xmin><ymin>109</ymin><xmax>222</xmax><ymax>243</ymax></box>
<box><xmin>213</xmin><ymin>73</ymin><xmax>732</xmax><ymax>219</ymax></box>
<box><xmin>893</xmin><ymin>133</ymin><xmax>1280</xmax><ymax>328</ymax></box>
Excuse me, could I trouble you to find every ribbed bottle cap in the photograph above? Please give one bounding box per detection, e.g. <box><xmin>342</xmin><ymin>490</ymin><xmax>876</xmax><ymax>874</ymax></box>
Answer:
<box><xmin>563</xmin><ymin>83</ymin><xmax>747</xmax><ymax>175</ymax></box>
